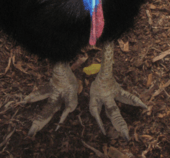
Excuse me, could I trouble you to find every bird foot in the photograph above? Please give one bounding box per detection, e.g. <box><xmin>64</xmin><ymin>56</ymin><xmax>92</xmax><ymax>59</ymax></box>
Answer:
<box><xmin>89</xmin><ymin>41</ymin><xmax>147</xmax><ymax>141</ymax></box>
<box><xmin>89</xmin><ymin>76</ymin><xmax>147</xmax><ymax>140</ymax></box>
<box><xmin>22</xmin><ymin>63</ymin><xmax>78</xmax><ymax>136</ymax></box>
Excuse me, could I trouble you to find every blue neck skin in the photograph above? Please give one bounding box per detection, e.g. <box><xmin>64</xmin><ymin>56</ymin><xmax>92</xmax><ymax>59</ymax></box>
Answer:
<box><xmin>83</xmin><ymin>0</ymin><xmax>99</xmax><ymax>17</ymax></box>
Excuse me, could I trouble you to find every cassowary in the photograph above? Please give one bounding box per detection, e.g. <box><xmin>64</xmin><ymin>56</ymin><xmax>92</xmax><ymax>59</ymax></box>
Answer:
<box><xmin>0</xmin><ymin>0</ymin><xmax>147</xmax><ymax>140</ymax></box>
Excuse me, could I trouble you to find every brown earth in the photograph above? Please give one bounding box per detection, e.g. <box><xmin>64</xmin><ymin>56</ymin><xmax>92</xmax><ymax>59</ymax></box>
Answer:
<box><xmin>0</xmin><ymin>0</ymin><xmax>170</xmax><ymax>158</ymax></box>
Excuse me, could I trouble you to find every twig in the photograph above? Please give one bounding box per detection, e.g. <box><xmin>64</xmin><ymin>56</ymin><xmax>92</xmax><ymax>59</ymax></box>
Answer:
<box><xmin>78</xmin><ymin>113</ymin><xmax>85</xmax><ymax>137</ymax></box>
<box><xmin>82</xmin><ymin>140</ymin><xmax>108</xmax><ymax>158</ymax></box>
<box><xmin>152</xmin><ymin>49</ymin><xmax>170</xmax><ymax>62</ymax></box>
<box><xmin>0</xmin><ymin>127</ymin><xmax>16</xmax><ymax>148</ymax></box>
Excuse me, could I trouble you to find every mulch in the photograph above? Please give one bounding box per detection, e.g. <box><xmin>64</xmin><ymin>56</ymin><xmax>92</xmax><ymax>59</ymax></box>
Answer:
<box><xmin>0</xmin><ymin>0</ymin><xmax>170</xmax><ymax>157</ymax></box>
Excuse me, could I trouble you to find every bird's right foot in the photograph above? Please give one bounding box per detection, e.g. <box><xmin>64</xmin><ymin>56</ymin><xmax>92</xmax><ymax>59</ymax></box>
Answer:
<box><xmin>22</xmin><ymin>62</ymin><xmax>78</xmax><ymax>136</ymax></box>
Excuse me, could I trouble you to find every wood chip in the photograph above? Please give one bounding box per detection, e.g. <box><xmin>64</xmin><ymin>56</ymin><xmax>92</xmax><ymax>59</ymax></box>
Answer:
<box><xmin>146</xmin><ymin>73</ymin><xmax>152</xmax><ymax>88</ymax></box>
<box><xmin>108</xmin><ymin>146</ymin><xmax>128</xmax><ymax>158</ymax></box>
<box><xmin>150</xmin><ymin>80</ymin><xmax>170</xmax><ymax>101</ymax></box>
<box><xmin>118</xmin><ymin>39</ymin><xmax>129</xmax><ymax>52</ymax></box>
<box><xmin>146</xmin><ymin>10</ymin><xmax>153</xmax><ymax>25</ymax></box>
<box><xmin>152</xmin><ymin>49</ymin><xmax>170</xmax><ymax>62</ymax></box>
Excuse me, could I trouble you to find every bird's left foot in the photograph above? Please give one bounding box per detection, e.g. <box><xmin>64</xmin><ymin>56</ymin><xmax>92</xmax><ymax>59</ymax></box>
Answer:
<box><xmin>89</xmin><ymin>41</ymin><xmax>147</xmax><ymax>141</ymax></box>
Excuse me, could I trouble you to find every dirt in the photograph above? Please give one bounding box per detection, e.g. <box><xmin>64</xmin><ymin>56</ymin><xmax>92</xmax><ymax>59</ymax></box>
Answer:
<box><xmin>0</xmin><ymin>0</ymin><xmax>170</xmax><ymax>158</ymax></box>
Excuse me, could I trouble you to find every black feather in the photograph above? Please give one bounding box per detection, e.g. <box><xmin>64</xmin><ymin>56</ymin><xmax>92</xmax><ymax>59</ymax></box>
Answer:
<box><xmin>0</xmin><ymin>0</ymin><xmax>145</xmax><ymax>61</ymax></box>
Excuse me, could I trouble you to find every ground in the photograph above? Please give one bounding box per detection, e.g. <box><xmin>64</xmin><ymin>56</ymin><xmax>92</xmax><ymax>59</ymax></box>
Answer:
<box><xmin>0</xmin><ymin>0</ymin><xmax>170</xmax><ymax>158</ymax></box>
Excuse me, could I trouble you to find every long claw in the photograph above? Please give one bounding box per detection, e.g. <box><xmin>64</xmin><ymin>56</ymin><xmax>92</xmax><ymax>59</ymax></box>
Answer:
<box><xmin>55</xmin><ymin>107</ymin><xmax>71</xmax><ymax>131</ymax></box>
<box><xmin>28</xmin><ymin>98</ymin><xmax>62</xmax><ymax>136</ymax></box>
<box><xmin>121</xmin><ymin>129</ymin><xmax>130</xmax><ymax>141</ymax></box>
<box><xmin>90</xmin><ymin>106</ymin><xmax>106</xmax><ymax>135</ymax></box>
<box><xmin>28</xmin><ymin>115</ymin><xmax>53</xmax><ymax>136</ymax></box>
<box><xmin>28</xmin><ymin>123</ymin><xmax>39</xmax><ymax>136</ymax></box>
<box><xmin>115</xmin><ymin>88</ymin><xmax>147</xmax><ymax>109</ymax></box>
<box><xmin>94</xmin><ymin>112</ymin><xmax>106</xmax><ymax>135</ymax></box>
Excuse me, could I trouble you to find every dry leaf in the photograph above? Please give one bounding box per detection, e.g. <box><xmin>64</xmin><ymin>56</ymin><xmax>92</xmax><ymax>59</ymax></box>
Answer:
<box><xmin>118</xmin><ymin>39</ymin><xmax>129</xmax><ymax>52</ymax></box>
<box><xmin>83</xmin><ymin>64</ymin><xmax>101</xmax><ymax>75</ymax></box>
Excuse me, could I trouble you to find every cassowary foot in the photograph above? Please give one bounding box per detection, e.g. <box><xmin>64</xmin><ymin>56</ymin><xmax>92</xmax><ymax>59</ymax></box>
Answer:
<box><xmin>89</xmin><ymin>41</ymin><xmax>147</xmax><ymax>141</ymax></box>
<box><xmin>22</xmin><ymin>63</ymin><xmax>78</xmax><ymax>136</ymax></box>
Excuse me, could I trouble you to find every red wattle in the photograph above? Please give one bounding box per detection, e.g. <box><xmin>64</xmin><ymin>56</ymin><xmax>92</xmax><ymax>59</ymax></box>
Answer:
<box><xmin>89</xmin><ymin>2</ymin><xmax>104</xmax><ymax>45</ymax></box>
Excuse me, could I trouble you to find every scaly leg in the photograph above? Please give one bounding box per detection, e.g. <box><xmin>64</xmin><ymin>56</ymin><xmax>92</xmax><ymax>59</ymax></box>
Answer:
<box><xmin>22</xmin><ymin>62</ymin><xmax>78</xmax><ymax>136</ymax></box>
<box><xmin>89</xmin><ymin>41</ymin><xmax>147</xmax><ymax>140</ymax></box>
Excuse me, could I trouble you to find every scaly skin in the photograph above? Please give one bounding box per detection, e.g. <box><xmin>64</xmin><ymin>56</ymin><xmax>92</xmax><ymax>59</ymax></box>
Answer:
<box><xmin>89</xmin><ymin>41</ymin><xmax>147</xmax><ymax>140</ymax></box>
<box><xmin>22</xmin><ymin>42</ymin><xmax>147</xmax><ymax>139</ymax></box>
<box><xmin>22</xmin><ymin>62</ymin><xmax>78</xmax><ymax>136</ymax></box>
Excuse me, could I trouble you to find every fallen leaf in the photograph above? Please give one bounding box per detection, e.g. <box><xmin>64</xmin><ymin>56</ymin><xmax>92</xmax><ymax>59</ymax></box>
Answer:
<box><xmin>83</xmin><ymin>64</ymin><xmax>101</xmax><ymax>75</ymax></box>
<box><xmin>118</xmin><ymin>39</ymin><xmax>129</xmax><ymax>52</ymax></box>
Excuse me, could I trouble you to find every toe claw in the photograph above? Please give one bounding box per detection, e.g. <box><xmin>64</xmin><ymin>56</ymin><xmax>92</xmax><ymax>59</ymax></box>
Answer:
<box><xmin>55</xmin><ymin>125</ymin><xmax>60</xmax><ymax>131</ymax></box>
<box><xmin>93</xmin><ymin>110</ymin><xmax>106</xmax><ymax>135</ymax></box>
<box><xmin>121</xmin><ymin>129</ymin><xmax>130</xmax><ymax>141</ymax></box>
<box><xmin>97</xmin><ymin>118</ymin><xmax>106</xmax><ymax>135</ymax></box>
<box><xmin>55</xmin><ymin>106</ymin><xmax>74</xmax><ymax>132</ymax></box>
<box><xmin>139</xmin><ymin>102</ymin><xmax>148</xmax><ymax>109</ymax></box>
<box><xmin>115</xmin><ymin>89</ymin><xmax>147</xmax><ymax>109</ymax></box>
<box><xmin>28</xmin><ymin>123</ymin><xmax>39</xmax><ymax>136</ymax></box>
<box><xmin>28</xmin><ymin>115</ymin><xmax>54</xmax><ymax>136</ymax></box>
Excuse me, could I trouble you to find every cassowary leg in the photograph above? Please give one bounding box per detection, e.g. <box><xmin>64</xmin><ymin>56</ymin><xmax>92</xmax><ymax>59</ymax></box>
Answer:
<box><xmin>23</xmin><ymin>62</ymin><xmax>78</xmax><ymax>136</ymax></box>
<box><xmin>89</xmin><ymin>41</ymin><xmax>147</xmax><ymax>140</ymax></box>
